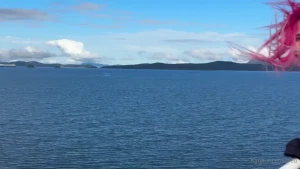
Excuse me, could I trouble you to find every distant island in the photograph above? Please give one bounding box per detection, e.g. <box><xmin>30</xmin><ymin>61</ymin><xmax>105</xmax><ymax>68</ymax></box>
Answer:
<box><xmin>1</xmin><ymin>60</ymin><xmax>300</xmax><ymax>71</ymax></box>
<box><xmin>102</xmin><ymin>60</ymin><xmax>300</xmax><ymax>71</ymax></box>
<box><xmin>27</xmin><ymin>64</ymin><xmax>35</xmax><ymax>68</ymax></box>
<box><xmin>0</xmin><ymin>61</ymin><xmax>105</xmax><ymax>68</ymax></box>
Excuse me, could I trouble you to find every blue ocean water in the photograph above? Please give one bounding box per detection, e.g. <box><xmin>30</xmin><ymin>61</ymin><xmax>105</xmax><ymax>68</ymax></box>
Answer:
<box><xmin>0</xmin><ymin>67</ymin><xmax>300</xmax><ymax>169</ymax></box>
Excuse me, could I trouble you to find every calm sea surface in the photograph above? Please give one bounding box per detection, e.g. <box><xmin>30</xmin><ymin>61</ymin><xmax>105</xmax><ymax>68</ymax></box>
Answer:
<box><xmin>0</xmin><ymin>68</ymin><xmax>300</xmax><ymax>169</ymax></box>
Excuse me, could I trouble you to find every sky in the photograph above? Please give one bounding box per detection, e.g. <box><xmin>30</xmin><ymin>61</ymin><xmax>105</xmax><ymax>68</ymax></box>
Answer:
<box><xmin>0</xmin><ymin>0</ymin><xmax>278</xmax><ymax>65</ymax></box>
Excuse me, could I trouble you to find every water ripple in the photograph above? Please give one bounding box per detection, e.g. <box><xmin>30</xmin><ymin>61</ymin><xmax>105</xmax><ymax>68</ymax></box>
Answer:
<box><xmin>0</xmin><ymin>69</ymin><xmax>299</xmax><ymax>168</ymax></box>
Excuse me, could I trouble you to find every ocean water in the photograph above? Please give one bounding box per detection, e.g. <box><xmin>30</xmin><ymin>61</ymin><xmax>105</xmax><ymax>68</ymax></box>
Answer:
<box><xmin>0</xmin><ymin>67</ymin><xmax>300</xmax><ymax>169</ymax></box>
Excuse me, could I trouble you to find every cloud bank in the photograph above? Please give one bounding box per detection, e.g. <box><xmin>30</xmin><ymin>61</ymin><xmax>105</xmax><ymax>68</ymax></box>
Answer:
<box><xmin>0</xmin><ymin>8</ymin><xmax>51</xmax><ymax>22</ymax></box>
<box><xmin>46</xmin><ymin>39</ymin><xmax>104</xmax><ymax>63</ymax></box>
<box><xmin>0</xmin><ymin>28</ymin><xmax>266</xmax><ymax>64</ymax></box>
<box><xmin>71</xmin><ymin>2</ymin><xmax>104</xmax><ymax>12</ymax></box>
<box><xmin>0</xmin><ymin>38</ymin><xmax>105</xmax><ymax>64</ymax></box>
<box><xmin>103</xmin><ymin>29</ymin><xmax>264</xmax><ymax>63</ymax></box>
<box><xmin>0</xmin><ymin>46</ymin><xmax>55</xmax><ymax>61</ymax></box>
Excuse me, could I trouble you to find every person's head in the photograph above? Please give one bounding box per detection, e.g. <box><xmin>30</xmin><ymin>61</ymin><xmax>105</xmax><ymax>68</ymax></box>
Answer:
<box><xmin>230</xmin><ymin>0</ymin><xmax>300</xmax><ymax>69</ymax></box>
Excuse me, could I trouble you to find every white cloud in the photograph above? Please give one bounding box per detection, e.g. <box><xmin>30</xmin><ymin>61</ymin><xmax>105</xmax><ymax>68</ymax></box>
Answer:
<box><xmin>0</xmin><ymin>46</ymin><xmax>55</xmax><ymax>61</ymax></box>
<box><xmin>228</xmin><ymin>48</ymin><xmax>250</xmax><ymax>63</ymax></box>
<box><xmin>46</xmin><ymin>39</ymin><xmax>103</xmax><ymax>62</ymax></box>
<box><xmin>125</xmin><ymin>44</ymin><xmax>191</xmax><ymax>63</ymax></box>
<box><xmin>95</xmin><ymin>29</ymin><xmax>264</xmax><ymax>63</ymax></box>
<box><xmin>171</xmin><ymin>60</ymin><xmax>188</xmax><ymax>64</ymax></box>
<box><xmin>0</xmin><ymin>36</ymin><xmax>41</xmax><ymax>44</ymax></box>
<box><xmin>106</xmin><ymin>29</ymin><xmax>260</xmax><ymax>45</ymax></box>
<box><xmin>0</xmin><ymin>8</ymin><xmax>51</xmax><ymax>22</ymax></box>
<box><xmin>0</xmin><ymin>29</ymin><xmax>266</xmax><ymax>64</ymax></box>
<box><xmin>126</xmin><ymin>45</ymin><xmax>178</xmax><ymax>54</ymax></box>
<box><xmin>248</xmin><ymin>46</ymin><xmax>271</xmax><ymax>57</ymax></box>
<box><xmin>228</xmin><ymin>45</ymin><xmax>272</xmax><ymax>63</ymax></box>
<box><xmin>152</xmin><ymin>52</ymin><xmax>178</xmax><ymax>60</ymax></box>
<box><xmin>40</xmin><ymin>58</ymin><xmax>80</xmax><ymax>64</ymax></box>
<box><xmin>46</xmin><ymin>39</ymin><xmax>90</xmax><ymax>56</ymax></box>
<box><xmin>151</xmin><ymin>52</ymin><xmax>190</xmax><ymax>63</ymax></box>
<box><xmin>183</xmin><ymin>45</ymin><xmax>271</xmax><ymax>63</ymax></box>
<box><xmin>183</xmin><ymin>49</ymin><xmax>226</xmax><ymax>61</ymax></box>
<box><xmin>71</xmin><ymin>2</ymin><xmax>104</xmax><ymax>12</ymax></box>
<box><xmin>120</xmin><ymin>56</ymin><xmax>135</xmax><ymax>60</ymax></box>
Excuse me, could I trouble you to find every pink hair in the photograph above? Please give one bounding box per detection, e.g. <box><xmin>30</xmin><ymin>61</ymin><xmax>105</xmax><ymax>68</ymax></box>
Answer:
<box><xmin>229</xmin><ymin>0</ymin><xmax>300</xmax><ymax>69</ymax></box>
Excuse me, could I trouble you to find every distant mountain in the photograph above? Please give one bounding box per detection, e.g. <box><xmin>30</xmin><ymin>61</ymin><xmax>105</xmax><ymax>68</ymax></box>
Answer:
<box><xmin>0</xmin><ymin>61</ymin><xmax>98</xmax><ymax>68</ymax></box>
<box><xmin>247</xmin><ymin>59</ymin><xmax>300</xmax><ymax>67</ymax></box>
<box><xmin>61</xmin><ymin>64</ymin><xmax>97</xmax><ymax>68</ymax></box>
<box><xmin>3</xmin><ymin>60</ymin><xmax>300</xmax><ymax>71</ymax></box>
<box><xmin>0</xmin><ymin>61</ymin><xmax>103</xmax><ymax>68</ymax></box>
<box><xmin>82</xmin><ymin>62</ymin><xmax>107</xmax><ymax>68</ymax></box>
<box><xmin>0</xmin><ymin>61</ymin><xmax>60</xmax><ymax>67</ymax></box>
<box><xmin>247</xmin><ymin>59</ymin><xmax>270</xmax><ymax>65</ymax></box>
<box><xmin>102</xmin><ymin>61</ymin><xmax>300</xmax><ymax>71</ymax></box>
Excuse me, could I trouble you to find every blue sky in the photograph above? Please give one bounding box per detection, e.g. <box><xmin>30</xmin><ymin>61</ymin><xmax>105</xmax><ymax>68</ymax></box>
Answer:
<box><xmin>0</xmin><ymin>0</ymin><xmax>276</xmax><ymax>64</ymax></box>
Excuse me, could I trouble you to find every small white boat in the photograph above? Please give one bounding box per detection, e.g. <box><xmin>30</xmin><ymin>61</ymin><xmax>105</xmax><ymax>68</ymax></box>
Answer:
<box><xmin>0</xmin><ymin>64</ymin><xmax>16</xmax><ymax>67</ymax></box>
